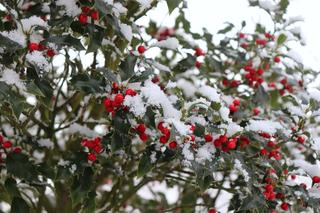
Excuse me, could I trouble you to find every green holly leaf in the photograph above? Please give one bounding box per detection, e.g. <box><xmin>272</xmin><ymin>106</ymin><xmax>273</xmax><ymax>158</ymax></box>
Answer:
<box><xmin>137</xmin><ymin>154</ymin><xmax>153</xmax><ymax>177</ymax></box>
<box><xmin>166</xmin><ymin>0</ymin><xmax>183</xmax><ymax>14</ymax></box>
<box><xmin>11</xmin><ymin>197</ymin><xmax>30</xmax><ymax>213</ymax></box>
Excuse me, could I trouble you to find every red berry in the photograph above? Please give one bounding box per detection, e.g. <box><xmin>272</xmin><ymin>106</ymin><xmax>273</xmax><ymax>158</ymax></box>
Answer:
<box><xmin>230</xmin><ymin>80</ymin><xmax>240</xmax><ymax>87</ymax></box>
<box><xmin>169</xmin><ymin>141</ymin><xmax>177</xmax><ymax>149</ymax></box>
<box><xmin>114</xmin><ymin>93</ymin><xmax>124</xmax><ymax>106</ymax></box>
<box><xmin>87</xmin><ymin>153</ymin><xmax>97</xmax><ymax>161</ymax></box>
<box><xmin>229</xmin><ymin>104</ymin><xmax>237</xmax><ymax>113</ymax></box>
<box><xmin>253</xmin><ymin>107</ymin><xmax>260</xmax><ymax>115</ymax></box>
<box><xmin>104</xmin><ymin>98</ymin><xmax>112</xmax><ymax>108</ymax></box>
<box><xmin>274</xmin><ymin>56</ymin><xmax>281</xmax><ymax>63</ymax></box>
<box><xmin>125</xmin><ymin>89</ymin><xmax>137</xmax><ymax>96</ymax></box>
<box><xmin>93</xmin><ymin>145</ymin><xmax>103</xmax><ymax>154</ymax></box>
<box><xmin>233</xmin><ymin>99</ymin><xmax>240</xmax><ymax>106</ymax></box>
<box><xmin>297</xmin><ymin>135</ymin><xmax>305</xmax><ymax>144</ymax></box>
<box><xmin>79</xmin><ymin>13</ymin><xmax>88</xmax><ymax>24</ymax></box>
<box><xmin>159</xmin><ymin>136</ymin><xmax>168</xmax><ymax>144</ymax></box>
<box><xmin>91</xmin><ymin>10</ymin><xmax>99</xmax><ymax>20</ymax></box>
<box><xmin>267</xmin><ymin>141</ymin><xmax>276</xmax><ymax>148</ymax></box>
<box><xmin>195</xmin><ymin>61</ymin><xmax>202</xmax><ymax>68</ymax></box>
<box><xmin>240</xmin><ymin>43</ymin><xmax>248</xmax><ymax>49</ymax></box>
<box><xmin>222</xmin><ymin>79</ymin><xmax>229</xmax><ymax>86</ymax></box>
<box><xmin>204</xmin><ymin>134</ymin><xmax>213</xmax><ymax>142</ymax></box>
<box><xmin>157</xmin><ymin>122</ymin><xmax>165</xmax><ymax>131</ymax></box>
<box><xmin>81</xmin><ymin>6</ymin><xmax>91</xmax><ymax>14</ymax></box>
<box><xmin>139</xmin><ymin>133</ymin><xmax>148</xmax><ymax>142</ymax></box>
<box><xmin>214</xmin><ymin>139</ymin><xmax>222</xmax><ymax>148</ymax></box>
<box><xmin>265</xmin><ymin>184</ymin><xmax>273</xmax><ymax>192</ymax></box>
<box><xmin>227</xmin><ymin>140</ymin><xmax>237</xmax><ymax>150</ymax></box>
<box><xmin>260</xmin><ymin>148</ymin><xmax>268</xmax><ymax>155</ymax></box>
<box><xmin>256</xmin><ymin>39</ymin><xmax>267</xmax><ymax>46</ymax></box>
<box><xmin>46</xmin><ymin>49</ymin><xmax>55</xmax><ymax>57</ymax></box>
<box><xmin>2</xmin><ymin>141</ymin><xmax>12</xmax><ymax>149</ymax></box>
<box><xmin>13</xmin><ymin>147</ymin><xmax>22</xmax><ymax>153</ymax></box>
<box><xmin>28</xmin><ymin>42</ymin><xmax>39</xmax><ymax>51</ymax></box>
<box><xmin>112</xmin><ymin>82</ymin><xmax>119</xmax><ymax>90</ymax></box>
<box><xmin>257</xmin><ymin>68</ymin><xmax>264</xmax><ymax>75</ymax></box>
<box><xmin>137</xmin><ymin>45</ymin><xmax>146</xmax><ymax>54</ymax></box>
<box><xmin>280</xmin><ymin>202</ymin><xmax>289</xmax><ymax>211</ymax></box>
<box><xmin>136</xmin><ymin>124</ymin><xmax>146</xmax><ymax>133</ymax></box>
<box><xmin>194</xmin><ymin>47</ymin><xmax>205</xmax><ymax>56</ymax></box>
<box><xmin>208</xmin><ymin>208</ymin><xmax>216</xmax><ymax>213</ymax></box>
<box><xmin>239</xmin><ymin>33</ymin><xmax>245</xmax><ymax>38</ymax></box>
<box><xmin>312</xmin><ymin>176</ymin><xmax>320</xmax><ymax>183</ymax></box>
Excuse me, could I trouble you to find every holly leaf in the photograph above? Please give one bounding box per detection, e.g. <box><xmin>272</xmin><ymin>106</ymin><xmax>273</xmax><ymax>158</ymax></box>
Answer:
<box><xmin>11</xmin><ymin>197</ymin><xmax>30</xmax><ymax>213</ymax></box>
<box><xmin>277</xmin><ymin>34</ymin><xmax>287</xmax><ymax>45</ymax></box>
<box><xmin>166</xmin><ymin>0</ymin><xmax>183</xmax><ymax>14</ymax></box>
<box><xmin>119</xmin><ymin>55</ymin><xmax>137</xmax><ymax>81</ymax></box>
<box><xmin>137</xmin><ymin>154</ymin><xmax>153</xmax><ymax>177</ymax></box>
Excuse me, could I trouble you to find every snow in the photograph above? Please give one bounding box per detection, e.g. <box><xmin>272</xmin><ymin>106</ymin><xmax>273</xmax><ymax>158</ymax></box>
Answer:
<box><xmin>1</xmin><ymin>30</ymin><xmax>26</xmax><ymax>47</ymax></box>
<box><xmin>177</xmin><ymin>79</ymin><xmax>197</xmax><ymax>98</ymax></box>
<box><xmin>219</xmin><ymin>106</ymin><xmax>231</xmax><ymax>122</ymax></box>
<box><xmin>38</xmin><ymin>138</ymin><xmax>54</xmax><ymax>149</ymax></box>
<box><xmin>21</xmin><ymin>16</ymin><xmax>48</xmax><ymax>32</ymax></box>
<box><xmin>245</xmin><ymin>120</ymin><xmax>283</xmax><ymax>134</ymax></box>
<box><xmin>195</xmin><ymin>143</ymin><xmax>216</xmax><ymax>164</ymax></box>
<box><xmin>308</xmin><ymin>188</ymin><xmax>320</xmax><ymax>199</ymax></box>
<box><xmin>259</xmin><ymin>0</ymin><xmax>278</xmax><ymax>11</ymax></box>
<box><xmin>26</xmin><ymin>51</ymin><xmax>50</xmax><ymax>70</ymax></box>
<box><xmin>234</xmin><ymin>159</ymin><xmax>250</xmax><ymax>182</ymax></box>
<box><xmin>308</xmin><ymin>88</ymin><xmax>320</xmax><ymax>102</ymax></box>
<box><xmin>287</xmin><ymin>49</ymin><xmax>303</xmax><ymax>64</ymax></box>
<box><xmin>0</xmin><ymin>69</ymin><xmax>26</xmax><ymax>91</ymax></box>
<box><xmin>285</xmin><ymin>104</ymin><xmax>305</xmax><ymax>117</ymax></box>
<box><xmin>113</xmin><ymin>3</ymin><xmax>128</xmax><ymax>16</ymax></box>
<box><xmin>123</xmin><ymin>94</ymin><xmax>146</xmax><ymax>117</ymax></box>
<box><xmin>293</xmin><ymin>159</ymin><xmax>320</xmax><ymax>177</ymax></box>
<box><xmin>154</xmin><ymin>37</ymin><xmax>180</xmax><ymax>50</ymax></box>
<box><xmin>136</xmin><ymin>0</ymin><xmax>152</xmax><ymax>9</ymax></box>
<box><xmin>56</xmin><ymin>0</ymin><xmax>81</xmax><ymax>17</ymax></box>
<box><xmin>165</xmin><ymin>118</ymin><xmax>190</xmax><ymax>136</ymax></box>
<box><xmin>198</xmin><ymin>85</ymin><xmax>220</xmax><ymax>103</ymax></box>
<box><xmin>226</xmin><ymin>122</ymin><xmax>243</xmax><ymax>137</ymax></box>
<box><xmin>68</xmin><ymin>123</ymin><xmax>100</xmax><ymax>138</ymax></box>
<box><xmin>182</xmin><ymin>143</ymin><xmax>195</xmax><ymax>161</ymax></box>
<box><xmin>313</xmin><ymin>137</ymin><xmax>320</xmax><ymax>151</ymax></box>
<box><xmin>120</xmin><ymin>23</ymin><xmax>133</xmax><ymax>42</ymax></box>
<box><xmin>141</xmin><ymin>81</ymin><xmax>181</xmax><ymax>119</ymax></box>
<box><xmin>152</xmin><ymin>61</ymin><xmax>171</xmax><ymax>72</ymax></box>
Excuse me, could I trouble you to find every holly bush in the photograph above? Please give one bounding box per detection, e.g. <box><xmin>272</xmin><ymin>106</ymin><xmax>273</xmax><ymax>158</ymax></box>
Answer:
<box><xmin>0</xmin><ymin>0</ymin><xmax>320</xmax><ymax>212</ymax></box>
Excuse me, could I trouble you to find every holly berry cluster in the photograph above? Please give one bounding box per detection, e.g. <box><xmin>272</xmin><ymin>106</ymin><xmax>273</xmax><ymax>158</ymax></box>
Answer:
<box><xmin>81</xmin><ymin>137</ymin><xmax>103</xmax><ymax>162</ymax></box>
<box><xmin>103</xmin><ymin>82</ymin><xmax>137</xmax><ymax>115</ymax></box>
<box><xmin>0</xmin><ymin>134</ymin><xmax>21</xmax><ymax>164</ymax></box>
<box><xmin>28</xmin><ymin>42</ymin><xmax>55</xmax><ymax>57</ymax></box>
<box><xmin>78</xmin><ymin>6</ymin><xmax>99</xmax><ymax>24</ymax></box>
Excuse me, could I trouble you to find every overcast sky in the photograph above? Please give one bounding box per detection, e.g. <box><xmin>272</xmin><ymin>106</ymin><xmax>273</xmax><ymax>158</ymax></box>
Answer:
<box><xmin>138</xmin><ymin>0</ymin><xmax>320</xmax><ymax>70</ymax></box>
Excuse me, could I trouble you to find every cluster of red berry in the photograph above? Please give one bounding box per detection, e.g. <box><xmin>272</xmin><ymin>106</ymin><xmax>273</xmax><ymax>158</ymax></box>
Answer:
<box><xmin>261</xmin><ymin>169</ymin><xmax>290</xmax><ymax>211</ymax></box>
<box><xmin>259</xmin><ymin>135</ymin><xmax>282</xmax><ymax>160</ymax></box>
<box><xmin>81</xmin><ymin>137</ymin><xmax>103</xmax><ymax>162</ymax></box>
<box><xmin>103</xmin><ymin>82</ymin><xmax>137</xmax><ymax>115</ymax></box>
<box><xmin>194</xmin><ymin>47</ymin><xmax>205</xmax><ymax>69</ymax></box>
<box><xmin>28</xmin><ymin>42</ymin><xmax>55</xmax><ymax>57</ymax></box>
<box><xmin>0</xmin><ymin>134</ymin><xmax>21</xmax><ymax>163</ymax></box>
<box><xmin>155</xmin><ymin>28</ymin><xmax>175</xmax><ymax>41</ymax></box>
<box><xmin>134</xmin><ymin>124</ymin><xmax>149</xmax><ymax>142</ymax></box>
<box><xmin>157</xmin><ymin>122</ymin><xmax>177</xmax><ymax>149</ymax></box>
<box><xmin>229</xmin><ymin>98</ymin><xmax>240</xmax><ymax>113</ymax></box>
<box><xmin>78</xmin><ymin>6</ymin><xmax>99</xmax><ymax>24</ymax></box>
<box><xmin>212</xmin><ymin>134</ymin><xmax>237</xmax><ymax>152</ymax></box>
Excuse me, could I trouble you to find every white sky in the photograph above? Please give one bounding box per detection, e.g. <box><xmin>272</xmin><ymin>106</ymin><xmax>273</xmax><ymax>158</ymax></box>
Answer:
<box><xmin>138</xmin><ymin>0</ymin><xmax>320</xmax><ymax>70</ymax></box>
